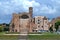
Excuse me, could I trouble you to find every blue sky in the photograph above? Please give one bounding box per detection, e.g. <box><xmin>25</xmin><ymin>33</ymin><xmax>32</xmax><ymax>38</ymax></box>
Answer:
<box><xmin>0</xmin><ymin>0</ymin><xmax>60</xmax><ymax>24</ymax></box>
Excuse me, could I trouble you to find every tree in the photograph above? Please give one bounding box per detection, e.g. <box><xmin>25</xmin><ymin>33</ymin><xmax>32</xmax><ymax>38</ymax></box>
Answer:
<box><xmin>49</xmin><ymin>25</ymin><xmax>53</xmax><ymax>33</ymax></box>
<box><xmin>4</xmin><ymin>24</ymin><xmax>9</xmax><ymax>31</ymax></box>
<box><xmin>55</xmin><ymin>21</ymin><xmax>60</xmax><ymax>32</ymax></box>
<box><xmin>0</xmin><ymin>26</ymin><xmax>4</xmax><ymax>32</ymax></box>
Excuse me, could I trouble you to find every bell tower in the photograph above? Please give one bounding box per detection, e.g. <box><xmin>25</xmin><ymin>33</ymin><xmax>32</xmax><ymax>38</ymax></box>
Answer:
<box><xmin>29</xmin><ymin>7</ymin><xmax>33</xmax><ymax>17</ymax></box>
<box><xmin>29</xmin><ymin>7</ymin><xmax>33</xmax><ymax>32</ymax></box>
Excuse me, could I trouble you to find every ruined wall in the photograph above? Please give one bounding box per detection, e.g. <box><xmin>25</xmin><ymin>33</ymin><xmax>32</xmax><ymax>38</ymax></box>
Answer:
<box><xmin>9</xmin><ymin>7</ymin><xmax>33</xmax><ymax>32</ymax></box>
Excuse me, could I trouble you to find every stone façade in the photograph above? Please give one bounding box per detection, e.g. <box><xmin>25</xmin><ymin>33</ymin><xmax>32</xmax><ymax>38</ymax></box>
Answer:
<box><xmin>9</xmin><ymin>7</ymin><xmax>49</xmax><ymax>33</ymax></box>
<box><xmin>9</xmin><ymin>7</ymin><xmax>33</xmax><ymax>32</ymax></box>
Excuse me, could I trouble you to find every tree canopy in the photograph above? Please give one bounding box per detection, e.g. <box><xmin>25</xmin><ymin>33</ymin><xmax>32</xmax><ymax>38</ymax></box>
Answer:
<box><xmin>55</xmin><ymin>21</ymin><xmax>60</xmax><ymax>32</ymax></box>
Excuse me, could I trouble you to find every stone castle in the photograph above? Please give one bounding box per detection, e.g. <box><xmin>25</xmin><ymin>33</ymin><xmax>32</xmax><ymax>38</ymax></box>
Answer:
<box><xmin>9</xmin><ymin>7</ymin><xmax>49</xmax><ymax>33</ymax></box>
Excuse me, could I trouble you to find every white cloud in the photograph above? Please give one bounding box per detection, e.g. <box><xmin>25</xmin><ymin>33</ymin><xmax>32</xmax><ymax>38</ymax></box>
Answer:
<box><xmin>0</xmin><ymin>0</ymin><xmax>41</xmax><ymax>14</ymax></box>
<box><xmin>0</xmin><ymin>0</ymin><xmax>60</xmax><ymax>15</ymax></box>
<box><xmin>40</xmin><ymin>5</ymin><xmax>56</xmax><ymax>14</ymax></box>
<box><xmin>51</xmin><ymin>0</ymin><xmax>60</xmax><ymax>3</ymax></box>
<box><xmin>0</xmin><ymin>2</ymin><xmax>2</xmax><ymax>5</ymax></box>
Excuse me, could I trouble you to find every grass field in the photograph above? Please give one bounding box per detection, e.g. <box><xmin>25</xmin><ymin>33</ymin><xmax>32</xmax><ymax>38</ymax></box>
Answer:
<box><xmin>28</xmin><ymin>32</ymin><xmax>60</xmax><ymax>40</ymax></box>
<box><xmin>0</xmin><ymin>32</ymin><xmax>60</xmax><ymax>40</ymax></box>
<box><xmin>28</xmin><ymin>35</ymin><xmax>60</xmax><ymax>40</ymax></box>
<box><xmin>0</xmin><ymin>35</ymin><xmax>19</xmax><ymax>40</ymax></box>
<box><xmin>0</xmin><ymin>35</ymin><xmax>60</xmax><ymax>40</ymax></box>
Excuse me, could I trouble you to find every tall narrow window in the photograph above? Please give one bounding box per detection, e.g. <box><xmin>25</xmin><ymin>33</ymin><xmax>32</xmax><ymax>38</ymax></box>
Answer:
<box><xmin>38</xmin><ymin>26</ymin><xmax>40</xmax><ymax>28</ymax></box>
<box><xmin>19</xmin><ymin>25</ymin><xmax>20</xmax><ymax>27</ymax></box>
<box><xmin>34</xmin><ymin>18</ymin><xmax>35</xmax><ymax>24</ymax></box>
<box><xmin>12</xmin><ymin>29</ymin><xmax>14</xmax><ymax>32</ymax></box>
<box><xmin>12</xmin><ymin>23</ymin><xmax>15</xmax><ymax>32</ymax></box>
<box><xmin>15</xmin><ymin>29</ymin><xmax>17</xmax><ymax>32</ymax></box>
<box><xmin>12</xmin><ymin>23</ymin><xmax>15</xmax><ymax>28</ymax></box>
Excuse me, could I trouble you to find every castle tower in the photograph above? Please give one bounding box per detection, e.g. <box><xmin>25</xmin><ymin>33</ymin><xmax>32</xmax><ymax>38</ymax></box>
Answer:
<box><xmin>29</xmin><ymin>7</ymin><xmax>33</xmax><ymax>17</ymax></box>
<box><xmin>29</xmin><ymin>7</ymin><xmax>33</xmax><ymax>32</ymax></box>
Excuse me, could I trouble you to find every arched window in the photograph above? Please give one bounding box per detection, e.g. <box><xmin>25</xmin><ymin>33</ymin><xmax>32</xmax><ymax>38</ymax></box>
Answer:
<box><xmin>21</xmin><ymin>15</ymin><xmax>29</xmax><ymax>19</ymax></box>
<box><xmin>37</xmin><ymin>19</ymin><xmax>41</xmax><ymax>24</ymax></box>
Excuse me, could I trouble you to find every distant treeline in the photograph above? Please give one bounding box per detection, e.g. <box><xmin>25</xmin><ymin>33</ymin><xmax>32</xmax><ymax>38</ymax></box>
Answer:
<box><xmin>0</xmin><ymin>23</ymin><xmax>9</xmax><ymax>32</ymax></box>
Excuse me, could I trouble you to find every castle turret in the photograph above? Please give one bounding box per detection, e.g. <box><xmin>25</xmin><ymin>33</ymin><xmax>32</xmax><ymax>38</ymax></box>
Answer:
<box><xmin>29</xmin><ymin>7</ymin><xmax>33</xmax><ymax>17</ymax></box>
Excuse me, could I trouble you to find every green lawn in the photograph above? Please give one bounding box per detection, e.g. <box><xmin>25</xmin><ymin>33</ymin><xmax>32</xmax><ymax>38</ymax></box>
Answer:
<box><xmin>0</xmin><ymin>35</ymin><xmax>60</xmax><ymax>40</ymax></box>
<box><xmin>0</xmin><ymin>32</ymin><xmax>60</xmax><ymax>40</ymax></box>
<box><xmin>28</xmin><ymin>35</ymin><xmax>60</xmax><ymax>40</ymax></box>
<box><xmin>29</xmin><ymin>32</ymin><xmax>59</xmax><ymax>35</ymax></box>
<box><xmin>0</xmin><ymin>35</ymin><xmax>19</xmax><ymax>40</ymax></box>
<box><xmin>28</xmin><ymin>32</ymin><xmax>60</xmax><ymax>40</ymax></box>
<box><xmin>0</xmin><ymin>32</ymin><xmax>6</xmax><ymax>35</ymax></box>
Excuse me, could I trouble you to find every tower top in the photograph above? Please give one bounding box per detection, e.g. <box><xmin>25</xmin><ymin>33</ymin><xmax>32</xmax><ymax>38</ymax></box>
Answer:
<box><xmin>29</xmin><ymin>7</ymin><xmax>33</xmax><ymax>17</ymax></box>
<box><xmin>29</xmin><ymin>7</ymin><xmax>33</xmax><ymax>10</ymax></box>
